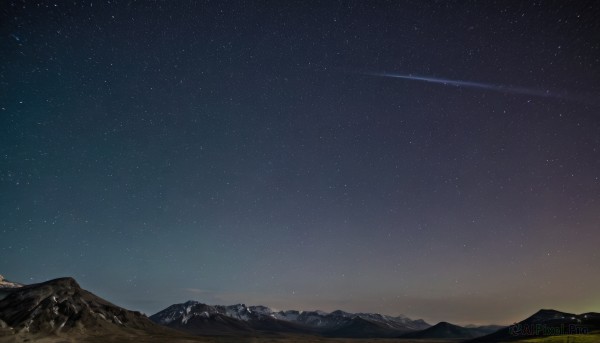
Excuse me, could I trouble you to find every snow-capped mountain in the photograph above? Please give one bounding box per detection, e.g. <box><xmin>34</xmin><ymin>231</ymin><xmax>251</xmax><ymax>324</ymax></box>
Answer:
<box><xmin>152</xmin><ymin>301</ymin><xmax>279</xmax><ymax>324</ymax></box>
<box><xmin>0</xmin><ymin>275</ymin><xmax>22</xmax><ymax>289</ymax></box>
<box><xmin>0</xmin><ymin>277</ymin><xmax>176</xmax><ymax>339</ymax></box>
<box><xmin>271</xmin><ymin>308</ymin><xmax>429</xmax><ymax>331</ymax></box>
<box><xmin>150</xmin><ymin>301</ymin><xmax>430</xmax><ymax>337</ymax></box>
<box><xmin>149</xmin><ymin>301</ymin><xmax>309</xmax><ymax>335</ymax></box>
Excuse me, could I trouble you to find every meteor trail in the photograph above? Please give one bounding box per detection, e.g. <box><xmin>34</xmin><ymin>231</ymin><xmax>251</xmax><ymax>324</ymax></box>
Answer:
<box><xmin>369</xmin><ymin>72</ymin><xmax>557</xmax><ymax>98</ymax></box>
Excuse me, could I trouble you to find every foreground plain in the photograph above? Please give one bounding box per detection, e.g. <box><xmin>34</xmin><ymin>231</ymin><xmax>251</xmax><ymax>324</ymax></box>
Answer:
<box><xmin>0</xmin><ymin>334</ymin><xmax>466</xmax><ymax>343</ymax></box>
<box><xmin>2</xmin><ymin>333</ymin><xmax>600</xmax><ymax>343</ymax></box>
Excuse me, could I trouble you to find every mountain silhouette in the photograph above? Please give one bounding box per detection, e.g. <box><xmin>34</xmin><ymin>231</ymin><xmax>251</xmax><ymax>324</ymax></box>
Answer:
<box><xmin>150</xmin><ymin>300</ymin><xmax>429</xmax><ymax>338</ymax></box>
<box><xmin>0</xmin><ymin>277</ymin><xmax>191</xmax><ymax>342</ymax></box>
<box><xmin>401</xmin><ymin>321</ymin><xmax>500</xmax><ymax>339</ymax></box>
<box><xmin>469</xmin><ymin>309</ymin><xmax>600</xmax><ymax>342</ymax></box>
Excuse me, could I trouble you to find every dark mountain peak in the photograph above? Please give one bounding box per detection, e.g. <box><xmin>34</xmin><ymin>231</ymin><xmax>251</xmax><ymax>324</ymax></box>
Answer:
<box><xmin>402</xmin><ymin>320</ymin><xmax>480</xmax><ymax>339</ymax></box>
<box><xmin>468</xmin><ymin>309</ymin><xmax>600</xmax><ymax>342</ymax></box>
<box><xmin>331</xmin><ymin>310</ymin><xmax>351</xmax><ymax>317</ymax></box>
<box><xmin>39</xmin><ymin>277</ymin><xmax>81</xmax><ymax>289</ymax></box>
<box><xmin>534</xmin><ymin>309</ymin><xmax>566</xmax><ymax>315</ymax></box>
<box><xmin>525</xmin><ymin>309</ymin><xmax>575</xmax><ymax>323</ymax></box>
<box><xmin>0</xmin><ymin>276</ymin><xmax>163</xmax><ymax>336</ymax></box>
<box><xmin>434</xmin><ymin>321</ymin><xmax>455</xmax><ymax>327</ymax></box>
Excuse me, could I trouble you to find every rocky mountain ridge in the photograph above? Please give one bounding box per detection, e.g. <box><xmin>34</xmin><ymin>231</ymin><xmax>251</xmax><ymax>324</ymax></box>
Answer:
<box><xmin>149</xmin><ymin>300</ymin><xmax>431</xmax><ymax>337</ymax></box>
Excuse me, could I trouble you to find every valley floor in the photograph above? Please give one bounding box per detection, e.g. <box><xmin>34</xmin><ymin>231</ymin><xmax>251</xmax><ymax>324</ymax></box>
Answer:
<box><xmin>0</xmin><ymin>333</ymin><xmax>466</xmax><ymax>343</ymax></box>
<box><xmin>1</xmin><ymin>332</ymin><xmax>599</xmax><ymax>343</ymax></box>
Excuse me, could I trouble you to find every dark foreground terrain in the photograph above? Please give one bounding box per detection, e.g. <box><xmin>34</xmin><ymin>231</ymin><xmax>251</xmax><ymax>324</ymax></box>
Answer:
<box><xmin>2</xmin><ymin>332</ymin><xmax>600</xmax><ymax>343</ymax></box>
<box><xmin>0</xmin><ymin>333</ymin><xmax>470</xmax><ymax>343</ymax></box>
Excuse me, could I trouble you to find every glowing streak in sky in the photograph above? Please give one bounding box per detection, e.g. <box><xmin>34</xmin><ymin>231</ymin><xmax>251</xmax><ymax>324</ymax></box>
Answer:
<box><xmin>370</xmin><ymin>73</ymin><xmax>557</xmax><ymax>98</ymax></box>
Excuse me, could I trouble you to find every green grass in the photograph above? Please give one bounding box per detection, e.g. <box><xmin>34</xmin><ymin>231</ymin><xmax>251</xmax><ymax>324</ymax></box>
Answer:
<box><xmin>515</xmin><ymin>331</ymin><xmax>600</xmax><ymax>343</ymax></box>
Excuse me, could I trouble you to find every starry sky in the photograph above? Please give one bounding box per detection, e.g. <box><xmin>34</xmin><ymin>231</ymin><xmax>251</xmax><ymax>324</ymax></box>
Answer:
<box><xmin>1</xmin><ymin>1</ymin><xmax>599</xmax><ymax>325</ymax></box>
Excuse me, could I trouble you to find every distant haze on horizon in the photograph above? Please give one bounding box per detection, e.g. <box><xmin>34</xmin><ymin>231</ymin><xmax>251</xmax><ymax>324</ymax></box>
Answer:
<box><xmin>1</xmin><ymin>1</ymin><xmax>599</xmax><ymax>326</ymax></box>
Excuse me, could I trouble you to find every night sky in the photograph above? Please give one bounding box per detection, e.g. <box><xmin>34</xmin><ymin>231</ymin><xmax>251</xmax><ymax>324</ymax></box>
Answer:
<box><xmin>1</xmin><ymin>1</ymin><xmax>599</xmax><ymax>325</ymax></box>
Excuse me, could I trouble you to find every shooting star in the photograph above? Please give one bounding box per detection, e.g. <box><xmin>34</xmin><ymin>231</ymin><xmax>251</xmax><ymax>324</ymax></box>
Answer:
<box><xmin>367</xmin><ymin>72</ymin><xmax>563</xmax><ymax>99</ymax></box>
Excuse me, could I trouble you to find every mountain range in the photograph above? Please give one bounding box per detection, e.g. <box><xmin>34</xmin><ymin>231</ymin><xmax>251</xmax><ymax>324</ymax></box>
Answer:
<box><xmin>0</xmin><ymin>277</ymin><xmax>194</xmax><ymax>342</ymax></box>
<box><xmin>0</xmin><ymin>275</ymin><xmax>598</xmax><ymax>342</ymax></box>
<box><xmin>149</xmin><ymin>300</ymin><xmax>432</xmax><ymax>337</ymax></box>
